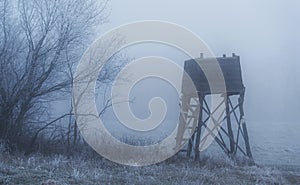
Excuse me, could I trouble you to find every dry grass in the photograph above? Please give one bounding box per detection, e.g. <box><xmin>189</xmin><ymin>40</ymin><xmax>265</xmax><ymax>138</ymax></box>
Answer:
<box><xmin>0</xmin><ymin>152</ymin><xmax>299</xmax><ymax>185</ymax></box>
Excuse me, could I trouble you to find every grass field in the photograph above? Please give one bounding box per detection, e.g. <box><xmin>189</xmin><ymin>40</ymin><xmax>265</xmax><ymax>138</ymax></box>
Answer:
<box><xmin>0</xmin><ymin>152</ymin><xmax>299</xmax><ymax>185</ymax></box>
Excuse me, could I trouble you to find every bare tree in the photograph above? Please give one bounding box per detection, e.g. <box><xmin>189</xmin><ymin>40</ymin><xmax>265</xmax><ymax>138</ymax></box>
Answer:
<box><xmin>0</xmin><ymin>0</ymin><xmax>113</xmax><ymax>151</ymax></box>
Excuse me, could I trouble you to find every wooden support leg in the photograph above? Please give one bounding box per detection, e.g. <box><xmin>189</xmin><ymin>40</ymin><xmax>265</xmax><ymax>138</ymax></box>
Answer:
<box><xmin>187</xmin><ymin>133</ymin><xmax>195</xmax><ymax>157</ymax></box>
<box><xmin>242</xmin><ymin>120</ymin><xmax>253</xmax><ymax>160</ymax></box>
<box><xmin>226</xmin><ymin>96</ymin><xmax>235</xmax><ymax>156</ymax></box>
<box><xmin>239</xmin><ymin>90</ymin><xmax>254</xmax><ymax>163</ymax></box>
<box><xmin>194</xmin><ymin>95</ymin><xmax>203</xmax><ymax>161</ymax></box>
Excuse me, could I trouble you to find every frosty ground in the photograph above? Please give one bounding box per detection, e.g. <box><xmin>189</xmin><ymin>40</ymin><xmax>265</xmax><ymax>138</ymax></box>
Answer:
<box><xmin>0</xmin><ymin>153</ymin><xmax>299</xmax><ymax>185</ymax></box>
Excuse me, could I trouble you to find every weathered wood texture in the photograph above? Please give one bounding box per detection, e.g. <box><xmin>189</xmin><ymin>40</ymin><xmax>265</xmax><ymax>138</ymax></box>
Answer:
<box><xmin>183</xmin><ymin>54</ymin><xmax>244</xmax><ymax>95</ymax></box>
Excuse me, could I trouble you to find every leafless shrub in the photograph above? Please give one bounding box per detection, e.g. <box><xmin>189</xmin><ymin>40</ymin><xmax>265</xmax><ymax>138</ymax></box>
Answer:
<box><xmin>0</xmin><ymin>0</ymin><xmax>125</xmax><ymax>154</ymax></box>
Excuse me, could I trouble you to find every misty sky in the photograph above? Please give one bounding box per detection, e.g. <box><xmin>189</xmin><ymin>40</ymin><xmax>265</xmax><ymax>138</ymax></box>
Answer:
<box><xmin>98</xmin><ymin>0</ymin><xmax>300</xmax><ymax>125</ymax></box>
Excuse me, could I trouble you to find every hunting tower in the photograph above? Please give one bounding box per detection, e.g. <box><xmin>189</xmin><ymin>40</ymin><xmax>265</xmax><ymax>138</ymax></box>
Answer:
<box><xmin>175</xmin><ymin>53</ymin><xmax>253</xmax><ymax>163</ymax></box>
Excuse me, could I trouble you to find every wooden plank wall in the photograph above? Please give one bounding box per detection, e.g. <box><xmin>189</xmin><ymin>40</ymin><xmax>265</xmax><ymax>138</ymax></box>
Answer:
<box><xmin>183</xmin><ymin>54</ymin><xmax>244</xmax><ymax>95</ymax></box>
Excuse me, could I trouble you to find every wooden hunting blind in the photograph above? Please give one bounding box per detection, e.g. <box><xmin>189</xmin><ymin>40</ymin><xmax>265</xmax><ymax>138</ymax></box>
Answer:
<box><xmin>175</xmin><ymin>53</ymin><xmax>253</xmax><ymax>163</ymax></box>
<box><xmin>184</xmin><ymin>54</ymin><xmax>244</xmax><ymax>95</ymax></box>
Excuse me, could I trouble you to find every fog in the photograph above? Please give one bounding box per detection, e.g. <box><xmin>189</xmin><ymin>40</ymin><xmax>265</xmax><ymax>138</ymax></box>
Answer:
<box><xmin>1</xmin><ymin>1</ymin><xmax>300</xmax><ymax>181</ymax></box>
<box><xmin>96</xmin><ymin>0</ymin><xmax>300</xmax><ymax>165</ymax></box>
<box><xmin>101</xmin><ymin>0</ymin><xmax>300</xmax><ymax>123</ymax></box>
<box><xmin>1</xmin><ymin>1</ymin><xmax>300</xmax><ymax>183</ymax></box>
